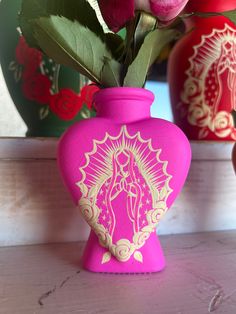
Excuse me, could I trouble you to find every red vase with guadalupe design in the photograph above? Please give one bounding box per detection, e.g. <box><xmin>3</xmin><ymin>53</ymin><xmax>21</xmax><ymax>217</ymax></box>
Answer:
<box><xmin>168</xmin><ymin>0</ymin><xmax>236</xmax><ymax>141</ymax></box>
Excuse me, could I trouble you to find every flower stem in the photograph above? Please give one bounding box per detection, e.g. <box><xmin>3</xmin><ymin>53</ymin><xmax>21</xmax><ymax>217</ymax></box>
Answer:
<box><xmin>121</xmin><ymin>11</ymin><xmax>157</xmax><ymax>85</ymax></box>
<box><xmin>180</xmin><ymin>11</ymin><xmax>221</xmax><ymax>20</ymax></box>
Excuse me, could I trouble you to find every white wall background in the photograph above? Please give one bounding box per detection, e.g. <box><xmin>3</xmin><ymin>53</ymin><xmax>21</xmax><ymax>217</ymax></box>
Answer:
<box><xmin>0</xmin><ymin>65</ymin><xmax>26</xmax><ymax>136</ymax></box>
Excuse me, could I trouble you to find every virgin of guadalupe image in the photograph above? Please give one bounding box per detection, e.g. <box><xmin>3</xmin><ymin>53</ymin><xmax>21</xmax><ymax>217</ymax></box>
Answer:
<box><xmin>212</xmin><ymin>40</ymin><xmax>236</xmax><ymax>114</ymax></box>
<box><xmin>78</xmin><ymin>126</ymin><xmax>172</xmax><ymax>253</ymax></box>
<box><xmin>96</xmin><ymin>148</ymin><xmax>150</xmax><ymax>243</ymax></box>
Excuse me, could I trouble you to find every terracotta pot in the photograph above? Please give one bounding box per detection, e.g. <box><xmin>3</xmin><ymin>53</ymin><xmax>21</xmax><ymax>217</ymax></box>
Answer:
<box><xmin>58</xmin><ymin>87</ymin><xmax>191</xmax><ymax>273</ymax></box>
<box><xmin>168</xmin><ymin>0</ymin><xmax>236</xmax><ymax>141</ymax></box>
<box><xmin>0</xmin><ymin>0</ymin><xmax>96</xmax><ymax>137</ymax></box>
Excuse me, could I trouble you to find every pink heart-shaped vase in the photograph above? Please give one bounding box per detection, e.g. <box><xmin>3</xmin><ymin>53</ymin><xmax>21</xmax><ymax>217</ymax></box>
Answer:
<box><xmin>58</xmin><ymin>87</ymin><xmax>191</xmax><ymax>273</ymax></box>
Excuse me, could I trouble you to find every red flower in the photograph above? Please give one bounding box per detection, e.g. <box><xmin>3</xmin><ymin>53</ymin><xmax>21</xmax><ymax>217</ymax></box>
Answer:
<box><xmin>22</xmin><ymin>73</ymin><xmax>51</xmax><ymax>104</ymax></box>
<box><xmin>49</xmin><ymin>89</ymin><xmax>82</xmax><ymax>120</ymax></box>
<box><xmin>16</xmin><ymin>36</ymin><xmax>42</xmax><ymax>76</ymax></box>
<box><xmin>98</xmin><ymin>0</ymin><xmax>134</xmax><ymax>32</ymax></box>
<box><xmin>98</xmin><ymin>0</ymin><xmax>189</xmax><ymax>32</ymax></box>
<box><xmin>80</xmin><ymin>84</ymin><xmax>100</xmax><ymax>109</ymax></box>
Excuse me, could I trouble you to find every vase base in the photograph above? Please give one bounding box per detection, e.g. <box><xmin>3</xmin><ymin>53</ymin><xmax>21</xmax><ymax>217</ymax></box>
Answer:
<box><xmin>82</xmin><ymin>232</ymin><xmax>166</xmax><ymax>274</ymax></box>
<box><xmin>83</xmin><ymin>263</ymin><xmax>166</xmax><ymax>274</ymax></box>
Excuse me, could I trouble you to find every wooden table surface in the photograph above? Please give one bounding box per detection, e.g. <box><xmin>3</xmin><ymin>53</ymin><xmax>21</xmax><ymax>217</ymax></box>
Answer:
<box><xmin>0</xmin><ymin>231</ymin><xmax>236</xmax><ymax>314</ymax></box>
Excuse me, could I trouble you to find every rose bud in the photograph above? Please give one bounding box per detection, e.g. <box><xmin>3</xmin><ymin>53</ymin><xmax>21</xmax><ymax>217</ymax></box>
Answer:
<box><xmin>148</xmin><ymin>0</ymin><xmax>190</xmax><ymax>22</ymax></box>
<box><xmin>98</xmin><ymin>0</ymin><xmax>189</xmax><ymax>32</ymax></box>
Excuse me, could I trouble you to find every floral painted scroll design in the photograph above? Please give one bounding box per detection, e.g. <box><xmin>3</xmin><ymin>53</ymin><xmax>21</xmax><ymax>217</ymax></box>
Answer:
<box><xmin>179</xmin><ymin>24</ymin><xmax>236</xmax><ymax>139</ymax></box>
<box><xmin>9</xmin><ymin>34</ymin><xmax>97</xmax><ymax>120</ymax></box>
<box><xmin>76</xmin><ymin>126</ymin><xmax>173</xmax><ymax>264</ymax></box>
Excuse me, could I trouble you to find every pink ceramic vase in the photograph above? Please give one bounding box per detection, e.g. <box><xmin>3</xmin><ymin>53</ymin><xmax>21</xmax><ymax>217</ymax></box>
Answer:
<box><xmin>58</xmin><ymin>87</ymin><xmax>191</xmax><ymax>273</ymax></box>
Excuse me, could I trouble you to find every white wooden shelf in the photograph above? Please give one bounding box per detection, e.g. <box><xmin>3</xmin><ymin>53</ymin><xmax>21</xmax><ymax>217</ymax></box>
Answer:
<box><xmin>0</xmin><ymin>137</ymin><xmax>58</xmax><ymax>159</ymax></box>
<box><xmin>0</xmin><ymin>137</ymin><xmax>234</xmax><ymax>160</ymax></box>
<box><xmin>0</xmin><ymin>231</ymin><xmax>236</xmax><ymax>314</ymax></box>
<box><xmin>0</xmin><ymin>138</ymin><xmax>235</xmax><ymax>246</ymax></box>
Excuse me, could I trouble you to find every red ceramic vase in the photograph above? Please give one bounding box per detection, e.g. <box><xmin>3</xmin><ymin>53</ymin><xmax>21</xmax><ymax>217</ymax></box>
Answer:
<box><xmin>168</xmin><ymin>0</ymin><xmax>236</xmax><ymax>141</ymax></box>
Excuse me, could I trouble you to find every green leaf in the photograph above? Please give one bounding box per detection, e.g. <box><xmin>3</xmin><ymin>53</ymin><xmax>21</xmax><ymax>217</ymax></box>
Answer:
<box><xmin>124</xmin><ymin>29</ymin><xmax>179</xmax><ymax>87</ymax></box>
<box><xmin>20</xmin><ymin>0</ymin><xmax>48</xmax><ymax>47</ymax></box>
<box><xmin>39</xmin><ymin>106</ymin><xmax>50</xmax><ymax>120</ymax></box>
<box><xmin>104</xmin><ymin>33</ymin><xmax>125</xmax><ymax>61</ymax></box>
<box><xmin>33</xmin><ymin>16</ymin><xmax>114</xmax><ymax>84</ymax></box>
<box><xmin>221</xmin><ymin>10</ymin><xmax>236</xmax><ymax>25</ymax></box>
<box><xmin>20</xmin><ymin>0</ymin><xmax>104</xmax><ymax>48</ymax></box>
<box><xmin>88</xmin><ymin>0</ymin><xmax>110</xmax><ymax>32</ymax></box>
<box><xmin>121</xmin><ymin>12</ymin><xmax>156</xmax><ymax>83</ymax></box>
<box><xmin>181</xmin><ymin>10</ymin><xmax>236</xmax><ymax>24</ymax></box>
<box><xmin>101</xmin><ymin>57</ymin><xmax>121</xmax><ymax>87</ymax></box>
<box><xmin>133</xmin><ymin>12</ymin><xmax>157</xmax><ymax>55</ymax></box>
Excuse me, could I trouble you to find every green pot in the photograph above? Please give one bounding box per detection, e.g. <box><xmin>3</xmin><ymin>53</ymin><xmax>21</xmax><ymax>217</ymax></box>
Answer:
<box><xmin>0</xmin><ymin>0</ymin><xmax>96</xmax><ymax>137</ymax></box>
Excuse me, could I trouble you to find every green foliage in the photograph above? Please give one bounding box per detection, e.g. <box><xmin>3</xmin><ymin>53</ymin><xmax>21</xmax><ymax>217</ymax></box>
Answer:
<box><xmin>101</xmin><ymin>57</ymin><xmax>122</xmax><ymax>87</ymax></box>
<box><xmin>104</xmin><ymin>33</ymin><xmax>125</xmax><ymax>61</ymax></box>
<box><xmin>222</xmin><ymin>10</ymin><xmax>236</xmax><ymax>25</ymax></box>
<box><xmin>20</xmin><ymin>0</ymin><xmax>104</xmax><ymax>48</ymax></box>
<box><xmin>20</xmin><ymin>0</ymin><xmax>125</xmax><ymax>87</ymax></box>
<box><xmin>33</xmin><ymin>16</ymin><xmax>120</xmax><ymax>85</ymax></box>
<box><xmin>133</xmin><ymin>12</ymin><xmax>157</xmax><ymax>56</ymax></box>
<box><xmin>182</xmin><ymin>9</ymin><xmax>236</xmax><ymax>25</ymax></box>
<box><xmin>124</xmin><ymin>29</ymin><xmax>179</xmax><ymax>87</ymax></box>
<box><xmin>20</xmin><ymin>1</ymin><xmax>236</xmax><ymax>88</ymax></box>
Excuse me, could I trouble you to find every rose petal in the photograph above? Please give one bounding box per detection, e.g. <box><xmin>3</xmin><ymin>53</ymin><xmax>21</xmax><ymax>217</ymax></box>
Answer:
<box><xmin>150</xmin><ymin>0</ymin><xmax>189</xmax><ymax>21</ymax></box>
<box><xmin>98</xmin><ymin>0</ymin><xmax>135</xmax><ymax>32</ymax></box>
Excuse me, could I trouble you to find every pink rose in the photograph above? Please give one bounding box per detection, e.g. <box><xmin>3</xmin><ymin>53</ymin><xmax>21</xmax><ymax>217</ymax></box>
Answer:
<box><xmin>148</xmin><ymin>0</ymin><xmax>189</xmax><ymax>22</ymax></box>
<box><xmin>98</xmin><ymin>0</ymin><xmax>189</xmax><ymax>32</ymax></box>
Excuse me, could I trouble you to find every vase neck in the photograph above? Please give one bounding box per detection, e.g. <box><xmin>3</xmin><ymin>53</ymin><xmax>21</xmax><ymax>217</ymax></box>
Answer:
<box><xmin>94</xmin><ymin>88</ymin><xmax>154</xmax><ymax>123</ymax></box>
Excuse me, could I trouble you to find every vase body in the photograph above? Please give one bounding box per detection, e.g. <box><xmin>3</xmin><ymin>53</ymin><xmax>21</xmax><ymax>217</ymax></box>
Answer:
<box><xmin>168</xmin><ymin>0</ymin><xmax>236</xmax><ymax>141</ymax></box>
<box><xmin>0</xmin><ymin>0</ymin><xmax>96</xmax><ymax>137</ymax></box>
<box><xmin>58</xmin><ymin>87</ymin><xmax>191</xmax><ymax>273</ymax></box>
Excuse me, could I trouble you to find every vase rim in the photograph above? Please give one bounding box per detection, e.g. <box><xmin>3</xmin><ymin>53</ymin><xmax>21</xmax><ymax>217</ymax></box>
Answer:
<box><xmin>93</xmin><ymin>87</ymin><xmax>154</xmax><ymax>123</ymax></box>
<box><xmin>94</xmin><ymin>87</ymin><xmax>154</xmax><ymax>103</ymax></box>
